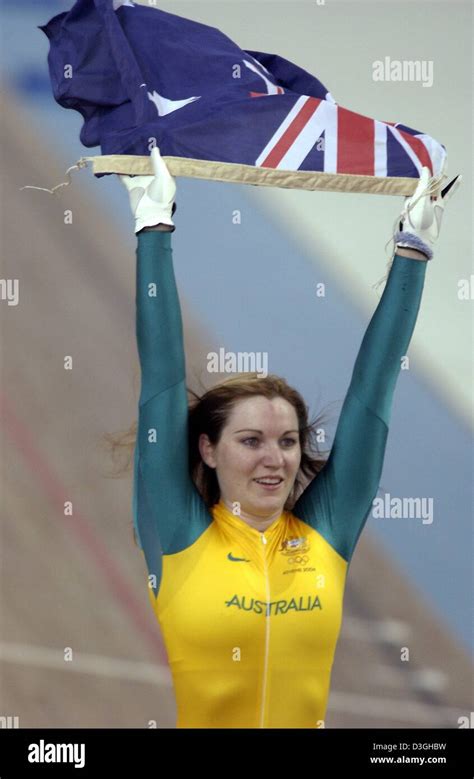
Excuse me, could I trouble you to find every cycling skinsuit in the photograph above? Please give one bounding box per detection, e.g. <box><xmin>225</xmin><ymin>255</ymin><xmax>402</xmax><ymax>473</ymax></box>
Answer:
<box><xmin>132</xmin><ymin>230</ymin><xmax>427</xmax><ymax>728</ymax></box>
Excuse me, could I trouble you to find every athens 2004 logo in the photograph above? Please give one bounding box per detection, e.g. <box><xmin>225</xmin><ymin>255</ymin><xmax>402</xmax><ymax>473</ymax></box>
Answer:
<box><xmin>279</xmin><ymin>536</ymin><xmax>311</xmax><ymax>566</ymax></box>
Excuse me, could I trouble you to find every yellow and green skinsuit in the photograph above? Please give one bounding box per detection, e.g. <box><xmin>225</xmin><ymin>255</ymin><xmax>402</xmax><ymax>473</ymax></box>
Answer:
<box><xmin>133</xmin><ymin>231</ymin><xmax>427</xmax><ymax>728</ymax></box>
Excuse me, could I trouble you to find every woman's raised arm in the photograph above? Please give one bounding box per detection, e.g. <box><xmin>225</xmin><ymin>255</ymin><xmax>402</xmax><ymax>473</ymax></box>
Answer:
<box><xmin>293</xmin><ymin>250</ymin><xmax>428</xmax><ymax>564</ymax></box>
<box><xmin>293</xmin><ymin>167</ymin><xmax>462</xmax><ymax>565</ymax></box>
<box><xmin>121</xmin><ymin>150</ymin><xmax>212</xmax><ymax>598</ymax></box>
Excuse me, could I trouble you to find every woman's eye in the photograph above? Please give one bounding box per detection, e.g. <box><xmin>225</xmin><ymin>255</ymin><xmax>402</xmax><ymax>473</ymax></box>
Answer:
<box><xmin>242</xmin><ymin>437</ymin><xmax>297</xmax><ymax>447</ymax></box>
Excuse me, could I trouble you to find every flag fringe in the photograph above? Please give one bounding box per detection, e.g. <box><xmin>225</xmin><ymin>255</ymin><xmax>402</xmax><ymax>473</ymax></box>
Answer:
<box><xmin>86</xmin><ymin>154</ymin><xmax>427</xmax><ymax>196</ymax></box>
<box><xmin>19</xmin><ymin>157</ymin><xmax>94</xmax><ymax>196</ymax></box>
<box><xmin>19</xmin><ymin>154</ymin><xmax>441</xmax><ymax>200</ymax></box>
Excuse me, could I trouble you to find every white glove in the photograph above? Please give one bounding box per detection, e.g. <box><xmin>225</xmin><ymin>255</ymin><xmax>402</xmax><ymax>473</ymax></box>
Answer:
<box><xmin>119</xmin><ymin>146</ymin><xmax>177</xmax><ymax>234</ymax></box>
<box><xmin>394</xmin><ymin>165</ymin><xmax>462</xmax><ymax>259</ymax></box>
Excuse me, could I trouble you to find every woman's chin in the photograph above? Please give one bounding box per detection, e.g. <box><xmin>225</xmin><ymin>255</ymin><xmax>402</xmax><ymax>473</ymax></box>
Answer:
<box><xmin>246</xmin><ymin>491</ymin><xmax>283</xmax><ymax>512</ymax></box>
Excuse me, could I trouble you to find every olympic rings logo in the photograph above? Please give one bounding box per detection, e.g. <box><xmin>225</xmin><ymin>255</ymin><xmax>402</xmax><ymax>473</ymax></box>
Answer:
<box><xmin>287</xmin><ymin>555</ymin><xmax>309</xmax><ymax>565</ymax></box>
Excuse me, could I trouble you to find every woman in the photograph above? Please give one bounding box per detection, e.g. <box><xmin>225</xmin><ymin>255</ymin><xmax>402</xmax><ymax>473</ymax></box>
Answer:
<box><xmin>120</xmin><ymin>149</ymin><xmax>460</xmax><ymax>729</ymax></box>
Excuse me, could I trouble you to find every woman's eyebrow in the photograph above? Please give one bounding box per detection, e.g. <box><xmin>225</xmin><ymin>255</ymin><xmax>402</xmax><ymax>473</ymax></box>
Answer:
<box><xmin>232</xmin><ymin>429</ymin><xmax>299</xmax><ymax>434</ymax></box>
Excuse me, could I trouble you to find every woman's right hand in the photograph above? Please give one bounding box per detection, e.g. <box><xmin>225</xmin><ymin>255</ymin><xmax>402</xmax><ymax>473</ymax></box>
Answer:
<box><xmin>119</xmin><ymin>146</ymin><xmax>177</xmax><ymax>234</ymax></box>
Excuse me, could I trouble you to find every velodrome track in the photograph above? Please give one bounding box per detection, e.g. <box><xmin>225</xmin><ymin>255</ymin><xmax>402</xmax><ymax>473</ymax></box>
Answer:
<box><xmin>0</xmin><ymin>88</ymin><xmax>472</xmax><ymax>729</ymax></box>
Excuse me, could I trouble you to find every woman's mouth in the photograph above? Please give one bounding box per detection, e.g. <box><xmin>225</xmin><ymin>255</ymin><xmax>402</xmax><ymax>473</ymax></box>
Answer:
<box><xmin>253</xmin><ymin>477</ymin><xmax>283</xmax><ymax>491</ymax></box>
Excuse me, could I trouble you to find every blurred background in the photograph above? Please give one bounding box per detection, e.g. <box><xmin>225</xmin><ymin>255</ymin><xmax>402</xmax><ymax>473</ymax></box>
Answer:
<box><xmin>0</xmin><ymin>0</ymin><xmax>472</xmax><ymax>728</ymax></box>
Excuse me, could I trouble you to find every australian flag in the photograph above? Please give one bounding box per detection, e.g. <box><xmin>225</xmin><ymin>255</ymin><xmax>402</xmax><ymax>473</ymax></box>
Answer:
<box><xmin>40</xmin><ymin>0</ymin><xmax>447</xmax><ymax>194</ymax></box>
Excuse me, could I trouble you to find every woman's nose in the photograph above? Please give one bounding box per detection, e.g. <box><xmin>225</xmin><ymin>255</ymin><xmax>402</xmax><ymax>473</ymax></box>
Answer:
<box><xmin>261</xmin><ymin>444</ymin><xmax>285</xmax><ymax>466</ymax></box>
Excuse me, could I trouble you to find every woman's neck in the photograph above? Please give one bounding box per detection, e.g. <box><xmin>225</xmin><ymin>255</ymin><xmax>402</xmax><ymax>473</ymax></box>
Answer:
<box><xmin>222</xmin><ymin>498</ymin><xmax>282</xmax><ymax>533</ymax></box>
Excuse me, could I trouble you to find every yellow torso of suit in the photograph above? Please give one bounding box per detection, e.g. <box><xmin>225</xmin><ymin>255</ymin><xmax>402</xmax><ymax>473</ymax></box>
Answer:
<box><xmin>147</xmin><ymin>499</ymin><xmax>347</xmax><ymax>729</ymax></box>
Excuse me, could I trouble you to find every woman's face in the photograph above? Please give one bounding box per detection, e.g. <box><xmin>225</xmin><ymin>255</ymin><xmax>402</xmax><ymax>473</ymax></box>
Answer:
<box><xmin>199</xmin><ymin>396</ymin><xmax>302</xmax><ymax>518</ymax></box>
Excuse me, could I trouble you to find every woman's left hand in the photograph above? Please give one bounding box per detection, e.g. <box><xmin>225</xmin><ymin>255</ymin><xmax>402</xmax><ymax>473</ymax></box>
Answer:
<box><xmin>395</xmin><ymin>166</ymin><xmax>462</xmax><ymax>258</ymax></box>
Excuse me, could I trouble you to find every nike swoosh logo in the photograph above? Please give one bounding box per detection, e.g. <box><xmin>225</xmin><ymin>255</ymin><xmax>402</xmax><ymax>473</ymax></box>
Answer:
<box><xmin>227</xmin><ymin>553</ymin><xmax>251</xmax><ymax>563</ymax></box>
<box><xmin>147</xmin><ymin>89</ymin><xmax>201</xmax><ymax>117</ymax></box>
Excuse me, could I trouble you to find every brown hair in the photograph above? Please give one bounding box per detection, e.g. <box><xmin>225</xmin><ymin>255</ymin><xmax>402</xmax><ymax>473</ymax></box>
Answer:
<box><xmin>102</xmin><ymin>372</ymin><xmax>334</xmax><ymax>540</ymax></box>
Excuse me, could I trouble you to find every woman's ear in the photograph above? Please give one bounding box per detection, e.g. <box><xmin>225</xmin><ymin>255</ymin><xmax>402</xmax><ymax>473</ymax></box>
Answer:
<box><xmin>198</xmin><ymin>433</ymin><xmax>217</xmax><ymax>469</ymax></box>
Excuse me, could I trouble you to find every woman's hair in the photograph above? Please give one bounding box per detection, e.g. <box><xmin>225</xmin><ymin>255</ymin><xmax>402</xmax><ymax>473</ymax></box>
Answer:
<box><xmin>102</xmin><ymin>372</ymin><xmax>334</xmax><ymax>542</ymax></box>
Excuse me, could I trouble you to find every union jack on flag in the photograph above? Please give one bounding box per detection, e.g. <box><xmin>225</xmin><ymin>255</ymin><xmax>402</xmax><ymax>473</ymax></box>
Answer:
<box><xmin>40</xmin><ymin>0</ymin><xmax>447</xmax><ymax>196</ymax></box>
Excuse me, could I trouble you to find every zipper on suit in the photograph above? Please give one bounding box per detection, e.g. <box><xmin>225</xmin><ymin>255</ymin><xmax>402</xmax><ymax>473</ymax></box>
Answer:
<box><xmin>259</xmin><ymin>532</ymin><xmax>271</xmax><ymax>728</ymax></box>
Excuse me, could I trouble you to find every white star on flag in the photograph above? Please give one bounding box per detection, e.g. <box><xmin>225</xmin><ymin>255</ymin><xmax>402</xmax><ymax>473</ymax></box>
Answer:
<box><xmin>113</xmin><ymin>0</ymin><xmax>135</xmax><ymax>10</ymax></box>
<box><xmin>147</xmin><ymin>89</ymin><xmax>201</xmax><ymax>117</ymax></box>
<box><xmin>243</xmin><ymin>59</ymin><xmax>283</xmax><ymax>95</ymax></box>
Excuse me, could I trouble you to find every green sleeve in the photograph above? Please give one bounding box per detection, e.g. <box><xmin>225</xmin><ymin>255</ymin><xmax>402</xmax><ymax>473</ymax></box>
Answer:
<box><xmin>293</xmin><ymin>253</ymin><xmax>428</xmax><ymax>564</ymax></box>
<box><xmin>132</xmin><ymin>231</ymin><xmax>212</xmax><ymax>596</ymax></box>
